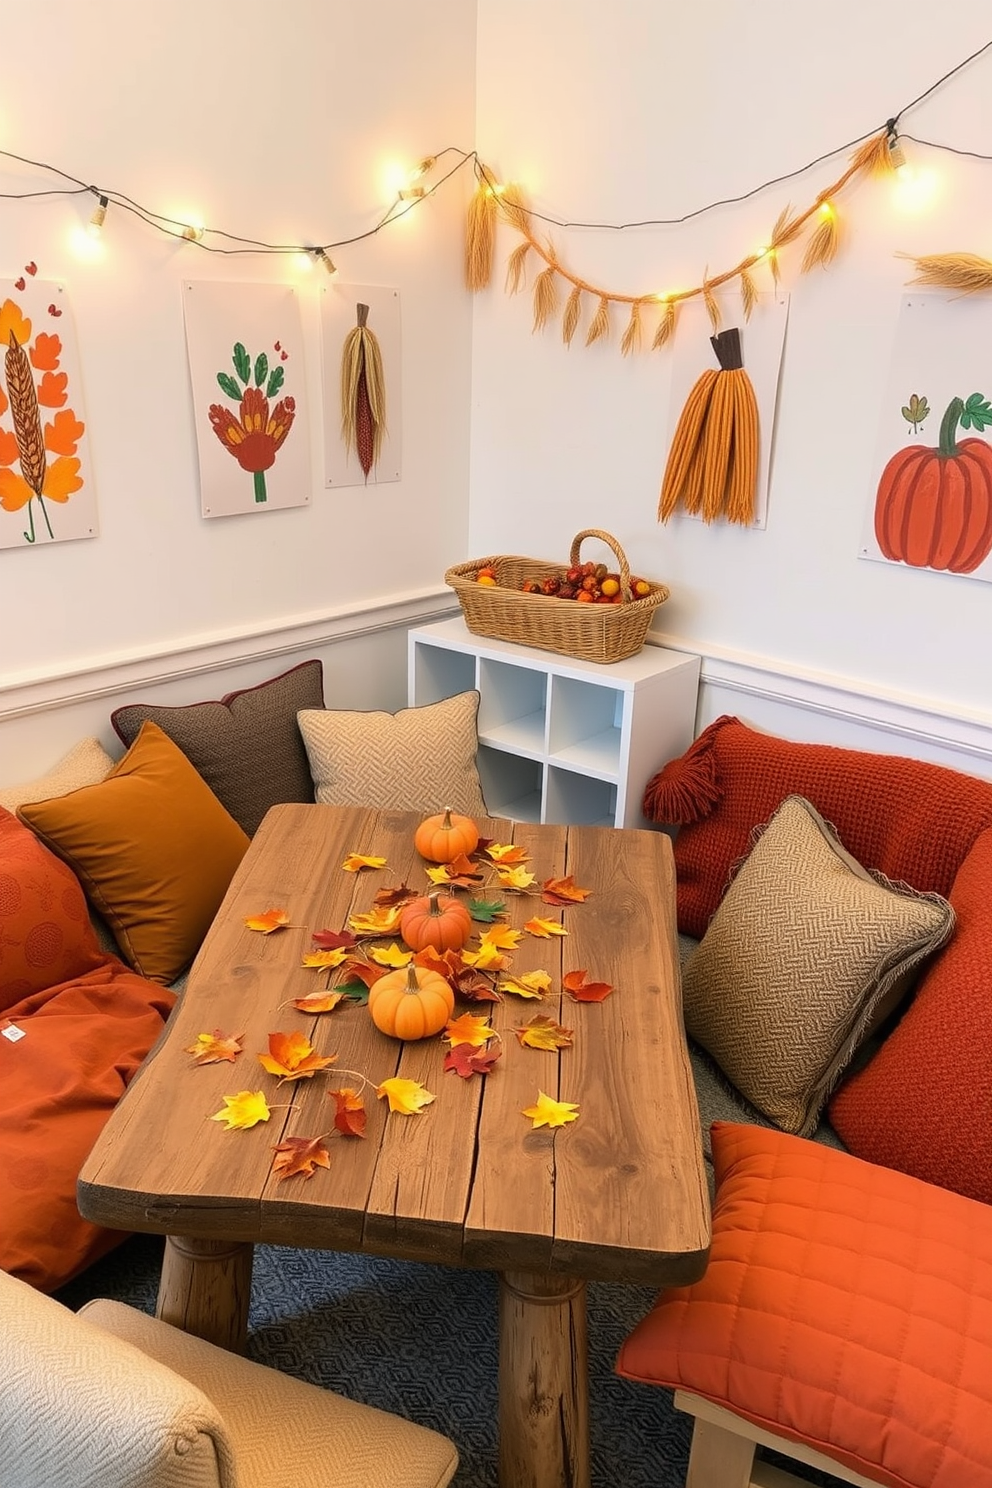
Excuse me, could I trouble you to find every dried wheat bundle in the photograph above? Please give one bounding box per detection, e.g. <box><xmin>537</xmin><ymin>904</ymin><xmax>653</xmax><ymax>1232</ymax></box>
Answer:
<box><xmin>850</xmin><ymin>130</ymin><xmax>896</xmax><ymax>177</ymax></box>
<box><xmin>620</xmin><ymin>301</ymin><xmax>643</xmax><ymax>357</ymax></box>
<box><xmin>739</xmin><ymin>267</ymin><xmax>758</xmax><ymax>321</ymax></box>
<box><xmin>505</xmin><ymin>241</ymin><xmax>531</xmax><ymax>295</ymax></box>
<box><xmin>465</xmin><ymin>166</ymin><xmax>499</xmax><ymax>291</ymax></box>
<box><xmin>906</xmin><ymin>252</ymin><xmax>992</xmax><ymax>295</ymax></box>
<box><xmin>562</xmin><ymin>285</ymin><xmax>583</xmax><ymax>346</ymax></box>
<box><xmin>801</xmin><ymin>208</ymin><xmax>840</xmax><ymax>273</ymax></box>
<box><xmin>703</xmin><ymin>278</ymin><xmax>721</xmax><ymax>334</ymax></box>
<box><xmin>652</xmin><ymin>299</ymin><xmax>678</xmax><ymax>350</ymax></box>
<box><xmin>532</xmin><ymin>264</ymin><xmax>559</xmax><ymax>330</ymax></box>
<box><xmin>340</xmin><ymin>304</ymin><xmax>387</xmax><ymax>479</ymax></box>
<box><xmin>585</xmin><ymin>296</ymin><xmax>611</xmax><ymax>346</ymax></box>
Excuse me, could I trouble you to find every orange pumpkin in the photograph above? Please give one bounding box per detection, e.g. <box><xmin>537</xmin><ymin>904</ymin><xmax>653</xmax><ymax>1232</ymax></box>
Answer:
<box><xmin>874</xmin><ymin>394</ymin><xmax>992</xmax><ymax>573</ymax></box>
<box><xmin>414</xmin><ymin>808</ymin><xmax>480</xmax><ymax>863</ymax></box>
<box><xmin>400</xmin><ymin>890</ymin><xmax>473</xmax><ymax>953</ymax></box>
<box><xmin>368</xmin><ymin>963</ymin><xmax>454</xmax><ymax>1041</ymax></box>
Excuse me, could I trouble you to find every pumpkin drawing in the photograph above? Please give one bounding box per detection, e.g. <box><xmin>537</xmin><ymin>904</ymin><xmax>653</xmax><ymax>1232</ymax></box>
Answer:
<box><xmin>399</xmin><ymin>890</ymin><xmax>473</xmax><ymax>954</ymax></box>
<box><xmin>874</xmin><ymin>393</ymin><xmax>992</xmax><ymax>573</ymax></box>
<box><xmin>368</xmin><ymin>963</ymin><xmax>454</xmax><ymax>1041</ymax></box>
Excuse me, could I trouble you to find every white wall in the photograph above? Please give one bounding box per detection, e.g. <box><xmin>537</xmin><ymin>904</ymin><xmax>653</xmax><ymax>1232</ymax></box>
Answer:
<box><xmin>471</xmin><ymin>1</ymin><xmax>992</xmax><ymax>772</ymax></box>
<box><xmin>0</xmin><ymin>0</ymin><xmax>474</xmax><ymax>779</ymax></box>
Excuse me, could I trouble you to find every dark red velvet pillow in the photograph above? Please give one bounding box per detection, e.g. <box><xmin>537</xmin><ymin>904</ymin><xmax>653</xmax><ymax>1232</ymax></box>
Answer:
<box><xmin>0</xmin><ymin>807</ymin><xmax>106</xmax><ymax>1013</ymax></box>
<box><xmin>829</xmin><ymin>827</ymin><xmax>992</xmax><ymax>1204</ymax></box>
<box><xmin>644</xmin><ymin>715</ymin><xmax>992</xmax><ymax>938</ymax></box>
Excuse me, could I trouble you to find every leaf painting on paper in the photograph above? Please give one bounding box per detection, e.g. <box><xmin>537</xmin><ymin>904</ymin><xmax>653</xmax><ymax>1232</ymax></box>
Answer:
<box><xmin>514</xmin><ymin>1014</ymin><xmax>574</xmax><ymax>1050</ymax></box>
<box><xmin>563</xmin><ymin>969</ymin><xmax>615</xmax><ymax>1002</ymax></box>
<box><xmin>257</xmin><ymin>1030</ymin><xmax>337</xmax><ymax>1082</ymax></box>
<box><xmin>244</xmin><ymin>907</ymin><xmax>291</xmax><ymax>934</ymax></box>
<box><xmin>271</xmin><ymin>1135</ymin><xmax>331</xmax><ymax>1181</ymax></box>
<box><xmin>524</xmin><ymin>916</ymin><xmax>567</xmax><ymax>939</ymax></box>
<box><xmin>522</xmin><ymin>1090</ymin><xmax>579</xmax><ymax>1129</ymax></box>
<box><xmin>342</xmin><ymin>852</ymin><xmax>387</xmax><ymax>873</ymax></box>
<box><xmin>209</xmin><ymin>338</ymin><xmax>296</xmax><ymax>505</ymax></box>
<box><xmin>500</xmin><ymin>971</ymin><xmax>552</xmax><ymax>1000</ymax></box>
<box><xmin>444</xmin><ymin>1012</ymin><xmax>497</xmax><ymax>1047</ymax></box>
<box><xmin>0</xmin><ymin>286</ymin><xmax>96</xmax><ymax>548</ymax></box>
<box><xmin>210</xmin><ymin>1090</ymin><xmax>271</xmax><ymax>1130</ymax></box>
<box><xmin>541</xmin><ymin>876</ymin><xmax>591</xmax><ymax>906</ymax></box>
<box><xmin>444</xmin><ymin>1043</ymin><xmax>502</xmax><ymax>1078</ymax></box>
<box><xmin>185</xmin><ymin>1030</ymin><xmax>245</xmax><ymax>1065</ymax></box>
<box><xmin>376</xmin><ymin>1077</ymin><xmax>435</xmax><ymax>1114</ymax></box>
<box><xmin>290</xmin><ymin>990</ymin><xmax>346</xmax><ymax>1014</ymax></box>
<box><xmin>329</xmin><ymin>1086</ymin><xmax>367</xmax><ymax>1137</ymax></box>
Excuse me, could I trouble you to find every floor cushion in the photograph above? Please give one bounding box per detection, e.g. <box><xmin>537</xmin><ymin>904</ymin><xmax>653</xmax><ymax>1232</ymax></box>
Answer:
<box><xmin>616</xmin><ymin>1122</ymin><xmax>992</xmax><ymax>1488</ymax></box>
<box><xmin>0</xmin><ymin>738</ymin><xmax>115</xmax><ymax>814</ymax></box>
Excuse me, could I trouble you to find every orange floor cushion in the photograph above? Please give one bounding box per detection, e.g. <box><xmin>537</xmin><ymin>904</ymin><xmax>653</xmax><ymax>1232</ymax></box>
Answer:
<box><xmin>616</xmin><ymin>1123</ymin><xmax>992</xmax><ymax>1488</ymax></box>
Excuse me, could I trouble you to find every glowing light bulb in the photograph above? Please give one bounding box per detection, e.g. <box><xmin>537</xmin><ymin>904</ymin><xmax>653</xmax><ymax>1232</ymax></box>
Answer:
<box><xmin>399</xmin><ymin>184</ymin><xmax>426</xmax><ymax>200</ymax></box>
<box><xmin>182</xmin><ymin>221</ymin><xmax>205</xmax><ymax>242</ymax></box>
<box><xmin>294</xmin><ymin>250</ymin><xmax>315</xmax><ymax>273</ymax></box>
<box><xmin>87</xmin><ymin>194</ymin><xmax>108</xmax><ymax>237</ymax></box>
<box><xmin>818</xmin><ymin>200</ymin><xmax>835</xmax><ymax>219</ymax></box>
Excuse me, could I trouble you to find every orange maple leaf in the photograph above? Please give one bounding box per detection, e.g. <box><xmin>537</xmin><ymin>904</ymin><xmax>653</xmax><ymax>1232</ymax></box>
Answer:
<box><xmin>337</xmin><ymin>957</ymin><xmax>387</xmax><ymax>989</ymax></box>
<box><xmin>485</xmin><ymin>842</ymin><xmax>530</xmax><ymax>864</ymax></box>
<box><xmin>541</xmin><ymin>875</ymin><xmax>591</xmax><ymax>906</ymax></box>
<box><xmin>444</xmin><ymin>1012</ymin><xmax>497</xmax><ymax>1047</ymax></box>
<box><xmin>373</xmin><ymin>883</ymin><xmax>418</xmax><ymax>908</ymax></box>
<box><xmin>185</xmin><ymin>1030</ymin><xmax>244</xmax><ymax>1065</ymax></box>
<box><xmin>329</xmin><ymin>1086</ymin><xmax>367</xmax><ymax>1137</ymax></box>
<box><xmin>258</xmin><ymin>1030</ymin><xmax>337</xmax><ymax>1082</ymax></box>
<box><xmin>290</xmin><ymin>990</ymin><xmax>345</xmax><ymax>1014</ymax></box>
<box><xmin>563</xmin><ymin>969</ymin><xmax>614</xmax><ymax>1002</ymax></box>
<box><xmin>342</xmin><ymin>852</ymin><xmax>387</xmax><ymax>873</ymax></box>
<box><xmin>524</xmin><ymin>916</ymin><xmax>567</xmax><ymax>938</ymax></box>
<box><xmin>271</xmin><ymin>1135</ymin><xmax>331</xmax><ymax>1181</ymax></box>
<box><xmin>245</xmin><ymin>907</ymin><xmax>291</xmax><ymax>934</ymax></box>
<box><xmin>514</xmin><ymin>1014</ymin><xmax>574</xmax><ymax>1050</ymax></box>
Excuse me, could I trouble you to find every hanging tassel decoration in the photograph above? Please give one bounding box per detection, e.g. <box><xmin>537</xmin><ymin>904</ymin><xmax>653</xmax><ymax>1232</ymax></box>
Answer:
<box><xmin>658</xmin><ymin>327</ymin><xmax>759</xmax><ymax>527</ymax></box>
<box><xmin>340</xmin><ymin>303</ymin><xmax>387</xmax><ymax>481</ymax></box>
<box><xmin>465</xmin><ymin>166</ymin><xmax>499</xmax><ymax>291</ymax></box>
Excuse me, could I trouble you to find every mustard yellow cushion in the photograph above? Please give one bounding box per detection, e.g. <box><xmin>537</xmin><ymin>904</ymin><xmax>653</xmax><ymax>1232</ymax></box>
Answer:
<box><xmin>18</xmin><ymin>722</ymin><xmax>249</xmax><ymax>985</ymax></box>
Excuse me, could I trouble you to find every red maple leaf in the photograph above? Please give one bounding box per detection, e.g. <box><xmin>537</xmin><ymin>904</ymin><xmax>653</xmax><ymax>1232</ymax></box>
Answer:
<box><xmin>311</xmin><ymin>927</ymin><xmax>357</xmax><ymax>951</ymax></box>
<box><xmin>329</xmin><ymin>1087</ymin><xmax>367</xmax><ymax>1137</ymax></box>
<box><xmin>443</xmin><ymin>1044</ymin><xmax>502</xmax><ymax>1078</ymax></box>
<box><xmin>563</xmin><ymin>969</ymin><xmax>614</xmax><ymax>1002</ymax></box>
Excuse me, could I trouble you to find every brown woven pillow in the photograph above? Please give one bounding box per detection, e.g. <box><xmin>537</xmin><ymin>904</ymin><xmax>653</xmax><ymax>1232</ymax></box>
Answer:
<box><xmin>682</xmin><ymin>794</ymin><xmax>955</xmax><ymax>1137</ymax></box>
<box><xmin>111</xmin><ymin>660</ymin><xmax>323</xmax><ymax>836</ymax></box>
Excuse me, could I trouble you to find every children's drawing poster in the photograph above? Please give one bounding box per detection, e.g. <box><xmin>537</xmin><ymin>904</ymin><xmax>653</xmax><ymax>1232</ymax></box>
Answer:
<box><xmin>0</xmin><ymin>275</ymin><xmax>97</xmax><ymax>549</ymax></box>
<box><xmin>321</xmin><ymin>283</ymin><xmax>401</xmax><ymax>489</ymax></box>
<box><xmin>860</xmin><ymin>292</ymin><xmax>992</xmax><ymax>583</ymax></box>
<box><xmin>183</xmin><ymin>281</ymin><xmax>311</xmax><ymax>518</ymax></box>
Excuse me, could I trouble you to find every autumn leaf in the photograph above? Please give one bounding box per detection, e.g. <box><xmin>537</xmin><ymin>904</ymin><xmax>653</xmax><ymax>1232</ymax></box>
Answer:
<box><xmin>450</xmin><ymin>967</ymin><xmax>502</xmax><ymax>1002</ymax></box>
<box><xmin>369</xmin><ymin>942</ymin><xmax>413</xmax><ymax>968</ymax></box>
<box><xmin>426</xmin><ymin>853</ymin><xmax>484</xmax><ymax>889</ymax></box>
<box><xmin>311</xmin><ymin>927</ymin><xmax>357</xmax><ymax>951</ymax></box>
<box><xmin>271</xmin><ymin>1135</ymin><xmax>331</xmax><ymax>1181</ymax></box>
<box><xmin>258</xmin><ymin>1031</ymin><xmax>337</xmax><ymax>1082</ymax></box>
<box><xmin>460</xmin><ymin>942</ymin><xmax>507</xmax><ymax>971</ymax></box>
<box><xmin>301</xmin><ymin>948</ymin><xmax>350</xmax><ymax>969</ymax></box>
<box><xmin>185</xmin><ymin>1030</ymin><xmax>244</xmax><ymax>1065</ymax></box>
<box><xmin>522</xmin><ymin>1090</ymin><xmax>579</xmax><ymax>1129</ymax></box>
<box><xmin>496</xmin><ymin>865</ymin><xmax>538</xmax><ymax>891</ymax></box>
<box><xmin>501</xmin><ymin>971</ymin><xmax>552</xmax><ymax>1000</ymax></box>
<box><xmin>337</xmin><ymin>957</ymin><xmax>387</xmax><ymax>990</ymax></box>
<box><xmin>348</xmin><ymin>905</ymin><xmax>403</xmax><ymax>937</ymax></box>
<box><xmin>444</xmin><ymin>1012</ymin><xmax>498</xmax><ymax>1047</ymax></box>
<box><xmin>335</xmin><ymin>980</ymin><xmax>371</xmax><ymax>1004</ymax></box>
<box><xmin>342</xmin><ymin>852</ymin><xmax>387</xmax><ymax>873</ymax></box>
<box><xmin>376</xmin><ymin>1077</ymin><xmax>435</xmax><ymax>1114</ymax></box>
<box><xmin>485</xmin><ymin>842</ymin><xmax>530</xmax><ymax>864</ymax></box>
<box><xmin>373</xmin><ymin>883</ymin><xmax>418</xmax><ymax>908</ymax></box>
<box><xmin>524</xmin><ymin>916</ymin><xmax>567</xmax><ymax>939</ymax></box>
<box><xmin>444</xmin><ymin>1043</ymin><xmax>502</xmax><ymax>1078</ymax></box>
<box><xmin>290</xmin><ymin>990</ymin><xmax>345</xmax><ymax>1014</ymax></box>
<box><xmin>563</xmin><ymin>969</ymin><xmax>614</xmax><ymax>1002</ymax></box>
<box><xmin>210</xmin><ymin>1090</ymin><xmax>271</xmax><ymax>1130</ymax></box>
<box><xmin>479</xmin><ymin>924</ymin><xmax>523</xmax><ymax>951</ymax></box>
<box><xmin>541</xmin><ymin>876</ymin><xmax>591</xmax><ymax>906</ymax></box>
<box><xmin>245</xmin><ymin>907</ymin><xmax>291</xmax><ymax>933</ymax></box>
<box><xmin>515</xmin><ymin>1014</ymin><xmax>574</xmax><ymax>1049</ymax></box>
<box><xmin>467</xmin><ymin>896</ymin><xmax>507</xmax><ymax>923</ymax></box>
<box><xmin>329</xmin><ymin>1086</ymin><xmax>367</xmax><ymax>1137</ymax></box>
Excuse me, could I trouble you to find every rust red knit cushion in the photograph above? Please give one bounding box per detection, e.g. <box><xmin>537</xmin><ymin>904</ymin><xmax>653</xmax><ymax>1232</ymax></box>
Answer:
<box><xmin>829</xmin><ymin>826</ymin><xmax>992</xmax><ymax>1204</ymax></box>
<box><xmin>643</xmin><ymin>716</ymin><xmax>992</xmax><ymax>938</ymax></box>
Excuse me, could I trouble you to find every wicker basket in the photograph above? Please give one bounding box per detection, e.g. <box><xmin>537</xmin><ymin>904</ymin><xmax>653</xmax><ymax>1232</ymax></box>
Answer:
<box><xmin>444</xmin><ymin>529</ymin><xmax>669</xmax><ymax>664</ymax></box>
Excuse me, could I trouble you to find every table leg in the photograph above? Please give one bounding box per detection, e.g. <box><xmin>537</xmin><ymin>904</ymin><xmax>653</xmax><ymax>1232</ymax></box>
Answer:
<box><xmin>156</xmin><ymin>1235</ymin><xmax>254</xmax><ymax>1352</ymax></box>
<box><xmin>498</xmin><ymin>1270</ymin><xmax>590</xmax><ymax>1488</ymax></box>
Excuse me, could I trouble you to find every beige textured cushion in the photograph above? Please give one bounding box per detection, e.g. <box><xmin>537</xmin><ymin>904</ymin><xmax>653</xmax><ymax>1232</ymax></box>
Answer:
<box><xmin>682</xmin><ymin>794</ymin><xmax>955</xmax><ymax>1138</ymax></box>
<box><xmin>298</xmin><ymin>691</ymin><xmax>487</xmax><ymax>816</ymax></box>
<box><xmin>0</xmin><ymin>737</ymin><xmax>115</xmax><ymax>812</ymax></box>
<box><xmin>83</xmin><ymin>1299</ymin><xmax>459</xmax><ymax>1488</ymax></box>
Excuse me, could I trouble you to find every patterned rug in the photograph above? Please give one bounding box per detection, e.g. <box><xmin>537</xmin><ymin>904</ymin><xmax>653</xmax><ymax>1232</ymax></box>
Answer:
<box><xmin>56</xmin><ymin>1234</ymin><xmax>841</xmax><ymax>1488</ymax></box>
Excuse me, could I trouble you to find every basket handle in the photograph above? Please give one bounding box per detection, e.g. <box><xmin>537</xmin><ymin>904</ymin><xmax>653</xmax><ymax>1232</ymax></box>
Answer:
<box><xmin>569</xmin><ymin>529</ymin><xmax>632</xmax><ymax>596</ymax></box>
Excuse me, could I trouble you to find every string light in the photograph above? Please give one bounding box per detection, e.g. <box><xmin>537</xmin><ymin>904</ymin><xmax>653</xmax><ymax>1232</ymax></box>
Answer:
<box><xmin>398</xmin><ymin>184</ymin><xmax>426</xmax><ymax>201</ymax></box>
<box><xmin>87</xmin><ymin>193</ymin><xmax>108</xmax><ymax>237</ymax></box>
<box><xmin>886</xmin><ymin>119</ymin><xmax>907</xmax><ymax>173</ymax></box>
<box><xmin>313</xmin><ymin>247</ymin><xmax>338</xmax><ymax>276</ymax></box>
<box><xmin>182</xmin><ymin>222</ymin><xmax>205</xmax><ymax>242</ymax></box>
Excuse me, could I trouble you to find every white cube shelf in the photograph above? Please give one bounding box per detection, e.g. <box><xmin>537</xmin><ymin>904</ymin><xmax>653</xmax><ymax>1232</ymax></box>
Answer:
<box><xmin>408</xmin><ymin>616</ymin><xmax>700</xmax><ymax>828</ymax></box>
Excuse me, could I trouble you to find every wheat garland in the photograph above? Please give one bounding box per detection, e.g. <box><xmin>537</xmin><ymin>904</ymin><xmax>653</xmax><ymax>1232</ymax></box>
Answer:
<box><xmin>905</xmin><ymin>252</ymin><xmax>992</xmax><ymax>294</ymax></box>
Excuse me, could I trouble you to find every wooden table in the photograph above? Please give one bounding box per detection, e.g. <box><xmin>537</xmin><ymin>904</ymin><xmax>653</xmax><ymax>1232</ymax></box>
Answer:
<box><xmin>79</xmin><ymin>803</ymin><xmax>710</xmax><ymax>1488</ymax></box>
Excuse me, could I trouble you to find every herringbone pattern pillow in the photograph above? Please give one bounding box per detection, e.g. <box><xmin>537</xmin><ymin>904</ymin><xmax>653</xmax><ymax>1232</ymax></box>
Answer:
<box><xmin>682</xmin><ymin>794</ymin><xmax>954</xmax><ymax>1137</ymax></box>
<box><xmin>298</xmin><ymin>691</ymin><xmax>487</xmax><ymax>816</ymax></box>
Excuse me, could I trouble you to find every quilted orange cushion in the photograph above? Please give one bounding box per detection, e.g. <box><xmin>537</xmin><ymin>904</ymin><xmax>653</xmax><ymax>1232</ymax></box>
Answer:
<box><xmin>616</xmin><ymin>1123</ymin><xmax>992</xmax><ymax>1488</ymax></box>
<box><xmin>0</xmin><ymin>807</ymin><xmax>106</xmax><ymax>1013</ymax></box>
<box><xmin>829</xmin><ymin>827</ymin><xmax>992</xmax><ymax>1205</ymax></box>
<box><xmin>643</xmin><ymin>716</ymin><xmax>992</xmax><ymax>938</ymax></box>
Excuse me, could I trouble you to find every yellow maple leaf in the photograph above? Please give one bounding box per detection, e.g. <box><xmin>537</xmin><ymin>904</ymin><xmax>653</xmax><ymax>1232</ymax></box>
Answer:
<box><xmin>210</xmin><ymin>1090</ymin><xmax>271</xmax><ymax>1130</ymax></box>
<box><xmin>479</xmin><ymin>924</ymin><xmax>523</xmax><ymax>950</ymax></box>
<box><xmin>244</xmin><ymin>907</ymin><xmax>291</xmax><ymax>933</ymax></box>
<box><xmin>425</xmin><ymin>863</ymin><xmax>456</xmax><ymax>886</ymax></box>
<box><xmin>496</xmin><ymin>865</ymin><xmax>538</xmax><ymax>891</ymax></box>
<box><xmin>301</xmin><ymin>947</ymin><xmax>350</xmax><ymax>969</ymax></box>
<box><xmin>500</xmin><ymin>971</ymin><xmax>551</xmax><ymax>999</ymax></box>
<box><xmin>376</xmin><ymin>1077</ymin><xmax>435</xmax><ymax>1114</ymax></box>
<box><xmin>485</xmin><ymin>842</ymin><xmax>530</xmax><ymax>863</ymax></box>
<box><xmin>342</xmin><ymin>852</ymin><xmax>387</xmax><ymax>873</ymax></box>
<box><xmin>515</xmin><ymin>1014</ymin><xmax>574</xmax><ymax>1049</ymax></box>
<box><xmin>444</xmin><ymin>1012</ymin><xmax>497</xmax><ymax>1047</ymax></box>
<box><xmin>348</xmin><ymin>904</ymin><xmax>403</xmax><ymax>936</ymax></box>
<box><xmin>369</xmin><ymin>942</ymin><xmax>413</xmax><ymax>968</ymax></box>
<box><xmin>524</xmin><ymin>916</ymin><xmax>568</xmax><ymax>939</ymax></box>
<box><xmin>522</xmin><ymin>1090</ymin><xmax>579</xmax><ymax>1129</ymax></box>
<box><xmin>460</xmin><ymin>941</ymin><xmax>507</xmax><ymax>970</ymax></box>
<box><xmin>185</xmin><ymin>1030</ymin><xmax>244</xmax><ymax>1065</ymax></box>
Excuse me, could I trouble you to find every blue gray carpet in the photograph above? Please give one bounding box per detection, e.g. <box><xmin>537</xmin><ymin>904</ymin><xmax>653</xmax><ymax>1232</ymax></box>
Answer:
<box><xmin>56</xmin><ymin>1234</ymin><xmax>843</xmax><ymax>1488</ymax></box>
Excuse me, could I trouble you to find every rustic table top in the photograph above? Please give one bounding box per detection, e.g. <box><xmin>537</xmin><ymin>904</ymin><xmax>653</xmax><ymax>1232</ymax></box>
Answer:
<box><xmin>79</xmin><ymin>803</ymin><xmax>710</xmax><ymax>1288</ymax></box>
